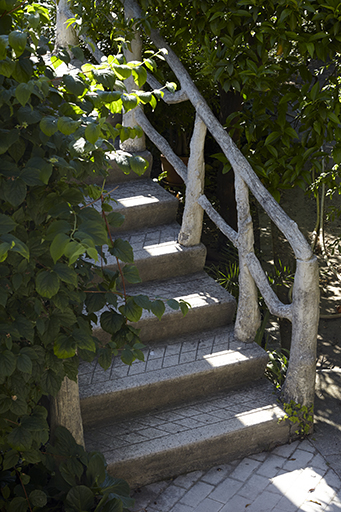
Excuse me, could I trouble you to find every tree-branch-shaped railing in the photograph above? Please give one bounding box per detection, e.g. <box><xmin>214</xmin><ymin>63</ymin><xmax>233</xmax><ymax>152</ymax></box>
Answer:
<box><xmin>123</xmin><ymin>0</ymin><xmax>319</xmax><ymax>408</ymax></box>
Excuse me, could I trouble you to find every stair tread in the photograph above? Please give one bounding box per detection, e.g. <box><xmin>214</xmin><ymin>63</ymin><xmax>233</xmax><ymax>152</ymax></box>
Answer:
<box><xmin>79</xmin><ymin>325</ymin><xmax>266</xmax><ymax>401</ymax></box>
<box><xmin>101</xmin><ymin>222</ymin><xmax>205</xmax><ymax>269</ymax></box>
<box><xmin>103</xmin><ymin>178</ymin><xmax>178</xmax><ymax>211</ymax></box>
<box><xmin>83</xmin><ymin>380</ymin><xmax>288</xmax><ymax>486</ymax></box>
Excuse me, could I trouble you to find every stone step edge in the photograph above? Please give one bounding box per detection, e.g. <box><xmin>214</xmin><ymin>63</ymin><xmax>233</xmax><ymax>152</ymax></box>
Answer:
<box><xmin>84</xmin><ymin>381</ymin><xmax>289</xmax><ymax>488</ymax></box>
<box><xmin>80</xmin><ymin>340</ymin><xmax>268</xmax><ymax>425</ymax></box>
<box><xmin>93</xmin><ymin>272</ymin><xmax>237</xmax><ymax>344</ymax></box>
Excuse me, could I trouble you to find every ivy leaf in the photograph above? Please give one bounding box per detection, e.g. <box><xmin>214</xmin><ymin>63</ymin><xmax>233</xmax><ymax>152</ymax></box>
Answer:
<box><xmin>40</xmin><ymin>115</ymin><xmax>58</xmax><ymax>136</ymax></box>
<box><xmin>63</xmin><ymin>74</ymin><xmax>86</xmax><ymax>96</ymax></box>
<box><xmin>36</xmin><ymin>270</ymin><xmax>60</xmax><ymax>298</ymax></box>
<box><xmin>100</xmin><ymin>310</ymin><xmax>124</xmax><ymax>334</ymax></box>
<box><xmin>129</xmin><ymin>155</ymin><xmax>149</xmax><ymax>176</ymax></box>
<box><xmin>29</xmin><ymin>490</ymin><xmax>47</xmax><ymax>508</ymax></box>
<box><xmin>132</xmin><ymin>65</ymin><xmax>147</xmax><ymax>87</ymax></box>
<box><xmin>2</xmin><ymin>178</ymin><xmax>27</xmax><ymax>207</ymax></box>
<box><xmin>122</xmin><ymin>93</ymin><xmax>138</xmax><ymax>111</ymax></box>
<box><xmin>57</xmin><ymin>116</ymin><xmax>81</xmax><ymax>135</ymax></box>
<box><xmin>15</xmin><ymin>82</ymin><xmax>32</xmax><ymax>107</ymax></box>
<box><xmin>54</xmin><ymin>334</ymin><xmax>77</xmax><ymax>359</ymax></box>
<box><xmin>17</xmin><ymin>353</ymin><xmax>32</xmax><ymax>374</ymax></box>
<box><xmin>110</xmin><ymin>239</ymin><xmax>134</xmax><ymax>263</ymax></box>
<box><xmin>112</xmin><ymin>63</ymin><xmax>132</xmax><ymax>80</ymax></box>
<box><xmin>150</xmin><ymin>299</ymin><xmax>165</xmax><ymax>320</ymax></box>
<box><xmin>85</xmin><ymin>291</ymin><xmax>107</xmax><ymax>313</ymax></box>
<box><xmin>119</xmin><ymin>297</ymin><xmax>142</xmax><ymax>322</ymax></box>
<box><xmin>1</xmin><ymin>234</ymin><xmax>29</xmax><ymax>259</ymax></box>
<box><xmin>98</xmin><ymin>346</ymin><xmax>112</xmax><ymax>370</ymax></box>
<box><xmin>85</xmin><ymin>122</ymin><xmax>101</xmax><ymax>144</ymax></box>
<box><xmin>106</xmin><ymin>211</ymin><xmax>125</xmax><ymax>228</ymax></box>
<box><xmin>0</xmin><ymin>213</ymin><xmax>17</xmax><ymax>235</ymax></box>
<box><xmin>0</xmin><ymin>350</ymin><xmax>16</xmax><ymax>377</ymax></box>
<box><xmin>54</xmin><ymin>263</ymin><xmax>78</xmax><ymax>287</ymax></box>
<box><xmin>7</xmin><ymin>497</ymin><xmax>28</xmax><ymax>512</ymax></box>
<box><xmin>133</xmin><ymin>294</ymin><xmax>151</xmax><ymax>311</ymax></box>
<box><xmin>65</xmin><ymin>486</ymin><xmax>94</xmax><ymax>512</ymax></box>
<box><xmin>167</xmin><ymin>299</ymin><xmax>180</xmax><ymax>310</ymax></box>
<box><xmin>8</xmin><ymin>425</ymin><xmax>32</xmax><ymax>450</ymax></box>
<box><xmin>8</xmin><ymin>30</ymin><xmax>27</xmax><ymax>57</ymax></box>
<box><xmin>50</xmin><ymin>233</ymin><xmax>70</xmax><ymax>263</ymax></box>
<box><xmin>122</xmin><ymin>265</ymin><xmax>141</xmax><ymax>284</ymax></box>
<box><xmin>41</xmin><ymin>369</ymin><xmax>63</xmax><ymax>396</ymax></box>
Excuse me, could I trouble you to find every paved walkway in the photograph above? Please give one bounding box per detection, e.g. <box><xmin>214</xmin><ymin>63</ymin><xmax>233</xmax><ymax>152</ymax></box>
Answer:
<box><xmin>131</xmin><ymin>368</ymin><xmax>341</xmax><ymax>512</ymax></box>
<box><xmin>131</xmin><ymin>437</ymin><xmax>341</xmax><ymax>511</ymax></box>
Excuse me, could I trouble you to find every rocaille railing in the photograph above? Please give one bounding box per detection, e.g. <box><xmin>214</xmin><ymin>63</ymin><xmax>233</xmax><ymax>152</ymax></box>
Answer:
<box><xmin>122</xmin><ymin>0</ymin><xmax>319</xmax><ymax>409</ymax></box>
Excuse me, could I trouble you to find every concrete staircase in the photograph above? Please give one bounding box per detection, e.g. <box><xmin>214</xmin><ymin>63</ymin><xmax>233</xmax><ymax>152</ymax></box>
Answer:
<box><xmin>79</xmin><ymin>158</ymin><xmax>290</xmax><ymax>488</ymax></box>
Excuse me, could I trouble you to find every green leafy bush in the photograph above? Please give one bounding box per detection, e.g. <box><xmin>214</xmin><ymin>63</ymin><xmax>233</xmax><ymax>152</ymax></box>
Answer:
<box><xmin>0</xmin><ymin>1</ymin><xmax>188</xmax><ymax>509</ymax></box>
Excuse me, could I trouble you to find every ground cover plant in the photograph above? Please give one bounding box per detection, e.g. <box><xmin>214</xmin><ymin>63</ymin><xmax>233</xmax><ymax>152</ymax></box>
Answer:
<box><xmin>0</xmin><ymin>1</ymin><xmax>188</xmax><ymax>509</ymax></box>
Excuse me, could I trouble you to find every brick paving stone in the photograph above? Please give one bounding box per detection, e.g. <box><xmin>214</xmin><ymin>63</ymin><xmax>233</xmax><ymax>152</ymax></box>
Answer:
<box><xmin>172</xmin><ymin>471</ymin><xmax>204</xmax><ymax>489</ymax></box>
<box><xmin>229</xmin><ymin>457</ymin><xmax>262</xmax><ymax>481</ymax></box>
<box><xmin>168</xmin><ymin>503</ymin><xmax>194</xmax><ymax>512</ymax></box>
<box><xmin>282</xmin><ymin>448</ymin><xmax>315</xmax><ymax>471</ymax></box>
<box><xmin>208</xmin><ymin>478</ymin><xmax>243</xmax><ymax>503</ymax></box>
<box><xmin>271</xmin><ymin>440</ymin><xmax>300</xmax><ymax>458</ymax></box>
<box><xmin>244</xmin><ymin>489</ymin><xmax>283</xmax><ymax>512</ymax></box>
<box><xmin>179</xmin><ymin>482</ymin><xmax>214</xmax><ymax>507</ymax></box>
<box><xmin>256</xmin><ymin>453</ymin><xmax>287</xmax><ymax>478</ymax></box>
<box><xmin>201</xmin><ymin>464</ymin><xmax>235</xmax><ymax>485</ymax></box>
<box><xmin>238</xmin><ymin>473</ymin><xmax>271</xmax><ymax>499</ymax></box>
<box><xmin>194</xmin><ymin>498</ymin><xmax>223</xmax><ymax>512</ymax></box>
<box><xmin>218</xmin><ymin>493</ymin><xmax>251</xmax><ymax>511</ymax></box>
<box><xmin>146</xmin><ymin>485</ymin><xmax>187</xmax><ymax>512</ymax></box>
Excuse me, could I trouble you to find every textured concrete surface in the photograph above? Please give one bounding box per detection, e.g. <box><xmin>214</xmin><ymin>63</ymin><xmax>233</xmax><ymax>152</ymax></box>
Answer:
<box><xmin>92</xmin><ymin>272</ymin><xmax>237</xmax><ymax>344</ymax></box>
<box><xmin>80</xmin><ymin>326</ymin><xmax>268</xmax><ymax>423</ymax></box>
<box><xmin>130</xmin><ymin>438</ymin><xmax>341</xmax><ymax>511</ymax></box>
<box><xmin>83</xmin><ymin>380</ymin><xmax>289</xmax><ymax>487</ymax></box>
<box><xmin>100</xmin><ymin>223</ymin><xmax>207</xmax><ymax>283</ymax></box>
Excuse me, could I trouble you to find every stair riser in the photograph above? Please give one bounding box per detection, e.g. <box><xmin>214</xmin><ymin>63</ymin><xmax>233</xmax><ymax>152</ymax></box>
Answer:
<box><xmin>93</xmin><ymin>301</ymin><xmax>236</xmax><ymax>345</ymax></box>
<box><xmin>106</xmin><ymin>418</ymin><xmax>290</xmax><ymax>488</ymax></box>
<box><xmin>107</xmin><ymin>244</ymin><xmax>207</xmax><ymax>284</ymax></box>
<box><xmin>113</xmin><ymin>201</ymin><xmax>178</xmax><ymax>233</ymax></box>
<box><xmin>81</xmin><ymin>360</ymin><xmax>268</xmax><ymax>425</ymax></box>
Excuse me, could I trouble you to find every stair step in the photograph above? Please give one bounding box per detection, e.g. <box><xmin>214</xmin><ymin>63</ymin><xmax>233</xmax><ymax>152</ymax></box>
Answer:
<box><xmin>83</xmin><ymin>380</ymin><xmax>289</xmax><ymax>488</ymax></box>
<box><xmin>102</xmin><ymin>179</ymin><xmax>178</xmax><ymax>232</ymax></box>
<box><xmin>101</xmin><ymin>223</ymin><xmax>206</xmax><ymax>282</ymax></box>
<box><xmin>93</xmin><ymin>272</ymin><xmax>236</xmax><ymax>344</ymax></box>
<box><xmin>80</xmin><ymin>325</ymin><xmax>269</xmax><ymax>425</ymax></box>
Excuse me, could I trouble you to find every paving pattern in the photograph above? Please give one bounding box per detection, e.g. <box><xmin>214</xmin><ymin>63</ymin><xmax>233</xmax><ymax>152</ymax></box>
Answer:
<box><xmin>130</xmin><ymin>439</ymin><xmax>341</xmax><ymax>512</ymax></box>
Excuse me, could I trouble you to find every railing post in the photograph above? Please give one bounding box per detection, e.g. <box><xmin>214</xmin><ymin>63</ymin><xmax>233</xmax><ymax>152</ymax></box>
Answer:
<box><xmin>281</xmin><ymin>256</ymin><xmax>319</xmax><ymax>406</ymax></box>
<box><xmin>54</xmin><ymin>0</ymin><xmax>78</xmax><ymax>51</ymax></box>
<box><xmin>234</xmin><ymin>173</ymin><xmax>261</xmax><ymax>342</ymax></box>
<box><xmin>122</xmin><ymin>0</ymin><xmax>146</xmax><ymax>152</ymax></box>
<box><xmin>178</xmin><ymin>115</ymin><xmax>206</xmax><ymax>246</ymax></box>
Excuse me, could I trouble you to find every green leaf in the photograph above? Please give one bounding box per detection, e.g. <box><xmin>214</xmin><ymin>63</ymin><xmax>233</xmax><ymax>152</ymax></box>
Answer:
<box><xmin>29</xmin><ymin>490</ymin><xmax>47</xmax><ymax>508</ymax></box>
<box><xmin>167</xmin><ymin>299</ymin><xmax>180</xmax><ymax>310</ymax></box>
<box><xmin>63</xmin><ymin>74</ymin><xmax>86</xmax><ymax>96</ymax></box>
<box><xmin>65</xmin><ymin>486</ymin><xmax>94</xmax><ymax>512</ymax></box>
<box><xmin>8</xmin><ymin>497</ymin><xmax>28</xmax><ymax>512</ymax></box>
<box><xmin>112</xmin><ymin>63</ymin><xmax>132</xmax><ymax>80</ymax></box>
<box><xmin>0</xmin><ymin>58</ymin><xmax>15</xmax><ymax>78</ymax></box>
<box><xmin>119</xmin><ymin>297</ymin><xmax>142</xmax><ymax>322</ymax></box>
<box><xmin>36</xmin><ymin>270</ymin><xmax>60</xmax><ymax>298</ymax></box>
<box><xmin>54</xmin><ymin>263</ymin><xmax>78</xmax><ymax>286</ymax></box>
<box><xmin>122</xmin><ymin>265</ymin><xmax>141</xmax><ymax>284</ymax></box>
<box><xmin>0</xmin><ymin>350</ymin><xmax>16</xmax><ymax>377</ymax></box>
<box><xmin>8</xmin><ymin>30</ymin><xmax>27</xmax><ymax>57</ymax></box>
<box><xmin>122</xmin><ymin>93</ymin><xmax>138</xmax><ymax>112</ymax></box>
<box><xmin>130</xmin><ymin>155</ymin><xmax>149</xmax><ymax>176</ymax></box>
<box><xmin>0</xmin><ymin>213</ymin><xmax>17</xmax><ymax>235</ymax></box>
<box><xmin>8</xmin><ymin>426</ymin><xmax>32</xmax><ymax>450</ymax></box>
<box><xmin>110</xmin><ymin>239</ymin><xmax>134</xmax><ymax>263</ymax></box>
<box><xmin>41</xmin><ymin>369</ymin><xmax>63</xmax><ymax>396</ymax></box>
<box><xmin>98</xmin><ymin>346</ymin><xmax>112</xmax><ymax>370</ymax></box>
<box><xmin>86</xmin><ymin>452</ymin><xmax>106</xmax><ymax>486</ymax></box>
<box><xmin>64</xmin><ymin>241</ymin><xmax>86</xmax><ymax>265</ymax></box>
<box><xmin>133</xmin><ymin>294</ymin><xmax>151</xmax><ymax>310</ymax></box>
<box><xmin>100</xmin><ymin>310</ymin><xmax>124</xmax><ymax>334</ymax></box>
<box><xmin>50</xmin><ymin>233</ymin><xmax>70</xmax><ymax>263</ymax></box>
<box><xmin>132</xmin><ymin>65</ymin><xmax>147</xmax><ymax>87</ymax></box>
<box><xmin>85</xmin><ymin>291</ymin><xmax>107</xmax><ymax>313</ymax></box>
<box><xmin>150</xmin><ymin>299</ymin><xmax>165</xmax><ymax>320</ymax></box>
<box><xmin>2</xmin><ymin>450</ymin><xmax>19</xmax><ymax>470</ymax></box>
<box><xmin>2</xmin><ymin>178</ymin><xmax>27</xmax><ymax>207</ymax></box>
<box><xmin>40</xmin><ymin>115</ymin><xmax>58</xmax><ymax>136</ymax></box>
<box><xmin>121</xmin><ymin>347</ymin><xmax>135</xmax><ymax>365</ymax></box>
<box><xmin>54</xmin><ymin>334</ymin><xmax>77</xmax><ymax>359</ymax></box>
<box><xmin>85</xmin><ymin>122</ymin><xmax>101</xmax><ymax>144</ymax></box>
<box><xmin>264</xmin><ymin>132</ymin><xmax>281</xmax><ymax>145</ymax></box>
<box><xmin>17</xmin><ymin>353</ymin><xmax>32</xmax><ymax>374</ymax></box>
<box><xmin>57</xmin><ymin>116</ymin><xmax>81</xmax><ymax>135</ymax></box>
<box><xmin>15</xmin><ymin>82</ymin><xmax>32</xmax><ymax>107</ymax></box>
<box><xmin>106</xmin><ymin>211</ymin><xmax>125</xmax><ymax>228</ymax></box>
